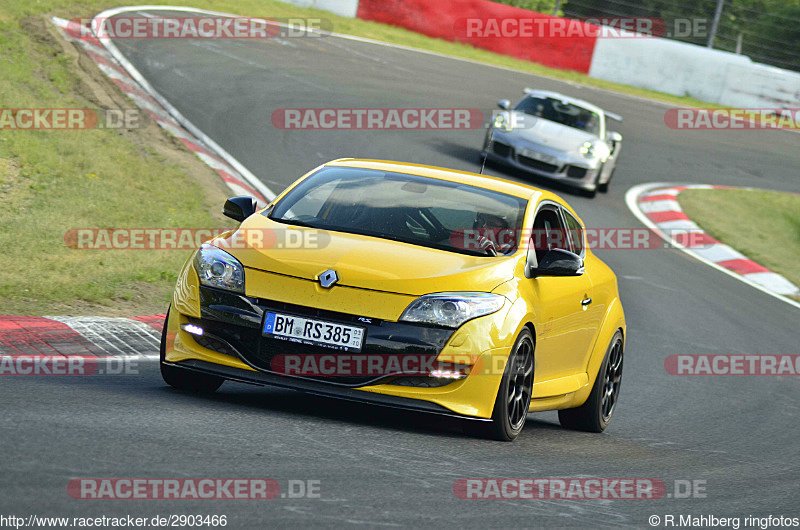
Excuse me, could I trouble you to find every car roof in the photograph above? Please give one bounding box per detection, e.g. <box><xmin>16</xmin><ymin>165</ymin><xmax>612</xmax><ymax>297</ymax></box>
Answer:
<box><xmin>522</xmin><ymin>90</ymin><xmax>605</xmax><ymax>116</ymax></box>
<box><xmin>323</xmin><ymin>159</ymin><xmax>563</xmax><ymax>202</ymax></box>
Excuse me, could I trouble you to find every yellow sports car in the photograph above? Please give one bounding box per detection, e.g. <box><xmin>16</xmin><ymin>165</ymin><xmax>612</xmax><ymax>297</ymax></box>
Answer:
<box><xmin>160</xmin><ymin>159</ymin><xmax>626</xmax><ymax>441</ymax></box>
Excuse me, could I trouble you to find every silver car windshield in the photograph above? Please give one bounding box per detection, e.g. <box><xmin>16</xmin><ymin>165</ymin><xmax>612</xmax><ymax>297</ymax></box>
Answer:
<box><xmin>269</xmin><ymin>167</ymin><xmax>528</xmax><ymax>256</ymax></box>
<box><xmin>515</xmin><ymin>96</ymin><xmax>601</xmax><ymax>136</ymax></box>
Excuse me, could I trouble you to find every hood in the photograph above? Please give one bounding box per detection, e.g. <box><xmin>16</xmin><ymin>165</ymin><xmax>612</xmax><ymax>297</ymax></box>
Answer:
<box><xmin>509</xmin><ymin>113</ymin><xmax>598</xmax><ymax>154</ymax></box>
<box><xmin>216</xmin><ymin>214</ymin><xmax>518</xmax><ymax>297</ymax></box>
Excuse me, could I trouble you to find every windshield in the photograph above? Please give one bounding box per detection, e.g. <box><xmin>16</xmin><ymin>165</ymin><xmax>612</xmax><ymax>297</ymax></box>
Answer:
<box><xmin>515</xmin><ymin>96</ymin><xmax>602</xmax><ymax>135</ymax></box>
<box><xmin>269</xmin><ymin>167</ymin><xmax>528</xmax><ymax>256</ymax></box>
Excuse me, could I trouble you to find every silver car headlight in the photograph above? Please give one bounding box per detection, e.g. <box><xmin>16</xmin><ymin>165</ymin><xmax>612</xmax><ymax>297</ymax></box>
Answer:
<box><xmin>579</xmin><ymin>141</ymin><xmax>597</xmax><ymax>159</ymax></box>
<box><xmin>493</xmin><ymin>113</ymin><xmax>514</xmax><ymax>132</ymax></box>
<box><xmin>399</xmin><ymin>292</ymin><xmax>505</xmax><ymax>328</ymax></box>
<box><xmin>194</xmin><ymin>244</ymin><xmax>245</xmax><ymax>293</ymax></box>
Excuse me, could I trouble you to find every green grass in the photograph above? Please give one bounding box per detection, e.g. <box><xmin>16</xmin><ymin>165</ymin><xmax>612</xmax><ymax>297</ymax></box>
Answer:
<box><xmin>0</xmin><ymin>4</ymin><xmax>232</xmax><ymax>316</ymax></box>
<box><xmin>678</xmin><ymin>189</ymin><xmax>800</xmax><ymax>292</ymax></box>
<box><xmin>0</xmin><ymin>0</ymin><xmax>738</xmax><ymax>316</ymax></box>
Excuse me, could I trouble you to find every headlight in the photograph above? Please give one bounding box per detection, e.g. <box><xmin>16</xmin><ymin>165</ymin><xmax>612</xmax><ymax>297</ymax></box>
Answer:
<box><xmin>579</xmin><ymin>141</ymin><xmax>597</xmax><ymax>159</ymax></box>
<box><xmin>194</xmin><ymin>244</ymin><xmax>245</xmax><ymax>293</ymax></box>
<box><xmin>493</xmin><ymin>113</ymin><xmax>514</xmax><ymax>132</ymax></box>
<box><xmin>399</xmin><ymin>292</ymin><xmax>505</xmax><ymax>328</ymax></box>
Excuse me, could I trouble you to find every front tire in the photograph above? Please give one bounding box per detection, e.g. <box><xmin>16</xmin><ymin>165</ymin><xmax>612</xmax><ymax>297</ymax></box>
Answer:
<box><xmin>465</xmin><ymin>329</ymin><xmax>534</xmax><ymax>441</ymax></box>
<box><xmin>582</xmin><ymin>163</ymin><xmax>604</xmax><ymax>198</ymax></box>
<box><xmin>558</xmin><ymin>330</ymin><xmax>623</xmax><ymax>432</ymax></box>
<box><xmin>598</xmin><ymin>166</ymin><xmax>614</xmax><ymax>193</ymax></box>
<box><xmin>160</xmin><ymin>308</ymin><xmax>224</xmax><ymax>393</ymax></box>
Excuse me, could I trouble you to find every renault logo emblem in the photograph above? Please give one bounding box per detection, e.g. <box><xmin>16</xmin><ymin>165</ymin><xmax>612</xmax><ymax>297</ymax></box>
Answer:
<box><xmin>318</xmin><ymin>269</ymin><xmax>339</xmax><ymax>288</ymax></box>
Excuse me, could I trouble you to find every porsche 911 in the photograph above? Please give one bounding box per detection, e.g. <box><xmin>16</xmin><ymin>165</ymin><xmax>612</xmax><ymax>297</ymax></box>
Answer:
<box><xmin>482</xmin><ymin>89</ymin><xmax>623</xmax><ymax>197</ymax></box>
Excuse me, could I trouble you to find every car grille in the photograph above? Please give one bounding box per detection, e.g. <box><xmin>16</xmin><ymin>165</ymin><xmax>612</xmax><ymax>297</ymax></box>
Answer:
<box><xmin>187</xmin><ymin>316</ymin><xmax>260</xmax><ymax>359</ymax></box>
<box><xmin>492</xmin><ymin>142</ymin><xmax>513</xmax><ymax>158</ymax></box>
<box><xmin>251</xmin><ymin>338</ymin><xmax>438</xmax><ymax>386</ymax></box>
<box><xmin>192</xmin><ymin>290</ymin><xmax>454</xmax><ymax>387</ymax></box>
<box><xmin>192</xmin><ymin>332</ymin><xmax>238</xmax><ymax>358</ymax></box>
<box><xmin>566</xmin><ymin>165</ymin><xmax>588</xmax><ymax>179</ymax></box>
<box><xmin>389</xmin><ymin>376</ymin><xmax>456</xmax><ymax>388</ymax></box>
<box><xmin>518</xmin><ymin>155</ymin><xmax>559</xmax><ymax>173</ymax></box>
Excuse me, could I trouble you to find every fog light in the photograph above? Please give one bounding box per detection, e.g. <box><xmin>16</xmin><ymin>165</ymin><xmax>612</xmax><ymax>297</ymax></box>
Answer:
<box><xmin>430</xmin><ymin>369</ymin><xmax>466</xmax><ymax>380</ymax></box>
<box><xmin>181</xmin><ymin>323</ymin><xmax>204</xmax><ymax>336</ymax></box>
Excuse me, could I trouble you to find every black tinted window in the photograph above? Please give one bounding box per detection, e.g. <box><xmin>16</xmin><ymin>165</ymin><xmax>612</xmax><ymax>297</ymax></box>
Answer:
<box><xmin>270</xmin><ymin>167</ymin><xmax>528</xmax><ymax>256</ymax></box>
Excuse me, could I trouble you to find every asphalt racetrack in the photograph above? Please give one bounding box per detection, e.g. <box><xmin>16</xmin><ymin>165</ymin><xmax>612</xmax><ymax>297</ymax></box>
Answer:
<box><xmin>3</xmin><ymin>9</ymin><xmax>799</xmax><ymax>528</ymax></box>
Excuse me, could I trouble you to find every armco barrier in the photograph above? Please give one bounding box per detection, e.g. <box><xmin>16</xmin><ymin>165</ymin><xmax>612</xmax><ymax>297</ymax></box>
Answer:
<box><xmin>717</xmin><ymin>62</ymin><xmax>800</xmax><ymax>108</ymax></box>
<box><xmin>589</xmin><ymin>33</ymin><xmax>751</xmax><ymax>102</ymax></box>
<box><xmin>355</xmin><ymin>0</ymin><xmax>598</xmax><ymax>74</ymax></box>
<box><xmin>589</xmin><ymin>34</ymin><xmax>800</xmax><ymax>107</ymax></box>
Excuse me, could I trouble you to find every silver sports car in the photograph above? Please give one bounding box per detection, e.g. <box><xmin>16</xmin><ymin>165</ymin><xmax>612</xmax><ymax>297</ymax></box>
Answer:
<box><xmin>481</xmin><ymin>89</ymin><xmax>623</xmax><ymax>197</ymax></box>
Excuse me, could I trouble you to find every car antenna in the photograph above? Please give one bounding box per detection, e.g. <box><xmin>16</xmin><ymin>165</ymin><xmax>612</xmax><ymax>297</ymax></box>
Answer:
<box><xmin>480</xmin><ymin>123</ymin><xmax>496</xmax><ymax>175</ymax></box>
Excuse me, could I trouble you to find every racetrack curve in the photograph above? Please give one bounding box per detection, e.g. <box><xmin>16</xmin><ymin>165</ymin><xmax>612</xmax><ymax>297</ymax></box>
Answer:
<box><xmin>3</xmin><ymin>8</ymin><xmax>799</xmax><ymax>527</ymax></box>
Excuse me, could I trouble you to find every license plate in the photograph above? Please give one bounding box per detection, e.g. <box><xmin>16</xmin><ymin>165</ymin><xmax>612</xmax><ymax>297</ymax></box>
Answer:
<box><xmin>521</xmin><ymin>149</ymin><xmax>558</xmax><ymax>164</ymax></box>
<box><xmin>263</xmin><ymin>312</ymin><xmax>364</xmax><ymax>352</ymax></box>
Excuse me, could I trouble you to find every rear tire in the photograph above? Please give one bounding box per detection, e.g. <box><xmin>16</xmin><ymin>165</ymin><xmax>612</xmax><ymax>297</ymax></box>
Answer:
<box><xmin>465</xmin><ymin>329</ymin><xmax>534</xmax><ymax>441</ymax></box>
<box><xmin>558</xmin><ymin>330</ymin><xmax>623</xmax><ymax>432</ymax></box>
<box><xmin>160</xmin><ymin>308</ymin><xmax>223</xmax><ymax>393</ymax></box>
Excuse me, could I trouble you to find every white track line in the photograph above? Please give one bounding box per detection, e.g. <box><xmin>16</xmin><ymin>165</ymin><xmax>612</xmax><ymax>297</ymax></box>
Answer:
<box><xmin>47</xmin><ymin>316</ymin><xmax>161</xmax><ymax>359</ymax></box>
<box><xmin>625</xmin><ymin>183</ymin><xmax>800</xmax><ymax>310</ymax></box>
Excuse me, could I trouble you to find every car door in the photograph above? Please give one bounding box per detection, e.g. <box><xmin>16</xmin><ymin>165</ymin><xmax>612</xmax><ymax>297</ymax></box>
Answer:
<box><xmin>561</xmin><ymin>207</ymin><xmax>605</xmax><ymax>373</ymax></box>
<box><xmin>525</xmin><ymin>203</ymin><xmax>597</xmax><ymax>387</ymax></box>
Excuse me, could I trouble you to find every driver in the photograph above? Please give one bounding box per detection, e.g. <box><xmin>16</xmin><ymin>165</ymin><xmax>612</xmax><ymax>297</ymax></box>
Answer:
<box><xmin>473</xmin><ymin>213</ymin><xmax>512</xmax><ymax>255</ymax></box>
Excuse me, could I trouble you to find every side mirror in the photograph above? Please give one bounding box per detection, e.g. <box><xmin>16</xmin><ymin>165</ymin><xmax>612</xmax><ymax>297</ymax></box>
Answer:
<box><xmin>608</xmin><ymin>131</ymin><xmax>622</xmax><ymax>143</ymax></box>
<box><xmin>498</xmin><ymin>99</ymin><xmax>511</xmax><ymax>110</ymax></box>
<box><xmin>223</xmin><ymin>196</ymin><xmax>258</xmax><ymax>222</ymax></box>
<box><xmin>530</xmin><ymin>248</ymin><xmax>584</xmax><ymax>277</ymax></box>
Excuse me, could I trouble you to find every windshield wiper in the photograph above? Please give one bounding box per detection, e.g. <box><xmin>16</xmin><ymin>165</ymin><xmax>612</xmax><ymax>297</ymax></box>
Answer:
<box><xmin>270</xmin><ymin>217</ymin><xmax>322</xmax><ymax>229</ymax></box>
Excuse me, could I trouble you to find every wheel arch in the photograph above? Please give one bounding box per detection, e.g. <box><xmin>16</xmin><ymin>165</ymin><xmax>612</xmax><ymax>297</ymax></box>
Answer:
<box><xmin>573</xmin><ymin>297</ymin><xmax>626</xmax><ymax>406</ymax></box>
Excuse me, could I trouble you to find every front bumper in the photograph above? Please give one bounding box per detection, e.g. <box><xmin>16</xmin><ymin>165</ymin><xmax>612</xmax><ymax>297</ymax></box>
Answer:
<box><xmin>483</xmin><ymin>132</ymin><xmax>601</xmax><ymax>191</ymax></box>
<box><xmin>163</xmin><ymin>359</ymin><xmax>488</xmax><ymax>420</ymax></box>
<box><xmin>164</xmin><ymin>283</ymin><xmax>513</xmax><ymax>418</ymax></box>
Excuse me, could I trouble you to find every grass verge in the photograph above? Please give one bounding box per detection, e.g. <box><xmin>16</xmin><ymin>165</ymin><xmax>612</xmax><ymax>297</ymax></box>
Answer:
<box><xmin>678</xmin><ymin>189</ymin><xmax>800</xmax><ymax>292</ymax></box>
<box><xmin>0</xmin><ymin>12</ymin><xmax>232</xmax><ymax>316</ymax></box>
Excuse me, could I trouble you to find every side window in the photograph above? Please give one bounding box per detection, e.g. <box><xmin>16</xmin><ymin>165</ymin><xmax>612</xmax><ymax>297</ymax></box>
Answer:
<box><xmin>531</xmin><ymin>206</ymin><xmax>568</xmax><ymax>263</ymax></box>
<box><xmin>562</xmin><ymin>210</ymin><xmax>585</xmax><ymax>256</ymax></box>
